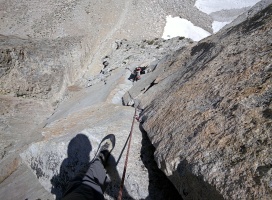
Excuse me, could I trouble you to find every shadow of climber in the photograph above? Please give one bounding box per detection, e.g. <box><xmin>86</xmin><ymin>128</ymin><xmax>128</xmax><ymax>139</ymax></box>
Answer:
<box><xmin>51</xmin><ymin>134</ymin><xmax>92</xmax><ymax>200</ymax></box>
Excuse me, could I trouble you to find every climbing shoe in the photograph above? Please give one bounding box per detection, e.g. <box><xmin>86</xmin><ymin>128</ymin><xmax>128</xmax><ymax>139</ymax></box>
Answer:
<box><xmin>96</xmin><ymin>134</ymin><xmax>115</xmax><ymax>166</ymax></box>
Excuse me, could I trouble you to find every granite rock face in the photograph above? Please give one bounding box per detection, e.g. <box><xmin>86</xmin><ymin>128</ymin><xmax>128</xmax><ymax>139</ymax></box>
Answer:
<box><xmin>124</xmin><ymin>4</ymin><xmax>272</xmax><ymax>200</ymax></box>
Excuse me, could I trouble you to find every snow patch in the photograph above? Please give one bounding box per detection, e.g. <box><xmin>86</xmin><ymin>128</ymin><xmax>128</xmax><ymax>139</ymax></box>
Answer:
<box><xmin>195</xmin><ymin>0</ymin><xmax>262</xmax><ymax>14</ymax></box>
<box><xmin>212</xmin><ymin>21</ymin><xmax>232</xmax><ymax>33</ymax></box>
<box><xmin>162</xmin><ymin>15</ymin><xmax>211</xmax><ymax>41</ymax></box>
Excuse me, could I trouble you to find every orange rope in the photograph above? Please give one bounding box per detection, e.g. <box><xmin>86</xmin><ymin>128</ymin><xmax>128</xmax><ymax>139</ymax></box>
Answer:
<box><xmin>117</xmin><ymin>107</ymin><xmax>137</xmax><ymax>200</ymax></box>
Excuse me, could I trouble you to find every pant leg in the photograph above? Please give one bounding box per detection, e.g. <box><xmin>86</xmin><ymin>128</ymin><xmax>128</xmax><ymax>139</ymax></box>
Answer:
<box><xmin>62</xmin><ymin>159</ymin><xmax>109</xmax><ymax>200</ymax></box>
<box><xmin>82</xmin><ymin>158</ymin><xmax>109</xmax><ymax>193</ymax></box>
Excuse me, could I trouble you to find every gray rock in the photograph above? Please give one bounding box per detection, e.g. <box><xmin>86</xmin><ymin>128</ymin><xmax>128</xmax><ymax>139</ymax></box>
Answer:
<box><xmin>0</xmin><ymin>163</ymin><xmax>54</xmax><ymax>200</ymax></box>
<box><xmin>0</xmin><ymin>35</ymin><xmax>90</xmax><ymax>103</ymax></box>
<box><xmin>0</xmin><ymin>96</ymin><xmax>53</xmax><ymax>183</ymax></box>
<box><xmin>134</xmin><ymin>5</ymin><xmax>272</xmax><ymax>200</ymax></box>
<box><xmin>95</xmin><ymin>37</ymin><xmax>193</xmax><ymax>105</ymax></box>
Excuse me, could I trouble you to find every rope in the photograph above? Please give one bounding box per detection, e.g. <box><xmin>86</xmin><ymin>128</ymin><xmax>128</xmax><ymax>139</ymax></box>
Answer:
<box><xmin>117</xmin><ymin>107</ymin><xmax>137</xmax><ymax>200</ymax></box>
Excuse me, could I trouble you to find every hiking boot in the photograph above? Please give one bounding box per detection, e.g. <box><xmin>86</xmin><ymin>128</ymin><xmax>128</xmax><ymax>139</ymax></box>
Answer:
<box><xmin>96</xmin><ymin>134</ymin><xmax>115</xmax><ymax>166</ymax></box>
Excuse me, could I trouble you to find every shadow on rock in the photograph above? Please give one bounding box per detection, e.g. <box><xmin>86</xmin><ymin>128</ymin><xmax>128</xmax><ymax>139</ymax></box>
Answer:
<box><xmin>51</xmin><ymin>134</ymin><xmax>92</xmax><ymax>199</ymax></box>
<box><xmin>170</xmin><ymin>160</ymin><xmax>224</xmax><ymax>200</ymax></box>
<box><xmin>139</xmin><ymin>124</ymin><xmax>183</xmax><ymax>200</ymax></box>
<box><xmin>105</xmin><ymin>151</ymin><xmax>133</xmax><ymax>199</ymax></box>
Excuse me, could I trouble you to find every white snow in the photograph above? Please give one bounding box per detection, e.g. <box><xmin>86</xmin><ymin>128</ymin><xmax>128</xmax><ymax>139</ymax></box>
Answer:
<box><xmin>195</xmin><ymin>0</ymin><xmax>262</xmax><ymax>14</ymax></box>
<box><xmin>212</xmin><ymin>21</ymin><xmax>232</xmax><ymax>33</ymax></box>
<box><xmin>162</xmin><ymin>15</ymin><xmax>211</xmax><ymax>41</ymax></box>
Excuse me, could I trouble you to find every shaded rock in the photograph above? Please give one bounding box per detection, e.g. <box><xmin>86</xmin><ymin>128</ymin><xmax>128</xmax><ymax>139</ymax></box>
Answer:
<box><xmin>140</xmin><ymin>127</ymin><xmax>183</xmax><ymax>200</ymax></box>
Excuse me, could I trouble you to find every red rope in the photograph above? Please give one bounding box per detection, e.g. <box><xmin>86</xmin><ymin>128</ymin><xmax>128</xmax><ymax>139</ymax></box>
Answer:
<box><xmin>117</xmin><ymin>107</ymin><xmax>137</xmax><ymax>200</ymax></box>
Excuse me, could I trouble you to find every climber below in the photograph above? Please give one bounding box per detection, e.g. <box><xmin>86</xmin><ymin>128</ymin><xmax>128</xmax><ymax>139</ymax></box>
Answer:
<box><xmin>127</xmin><ymin>66</ymin><xmax>148</xmax><ymax>82</ymax></box>
<box><xmin>135</xmin><ymin>67</ymin><xmax>141</xmax><ymax>81</ymax></box>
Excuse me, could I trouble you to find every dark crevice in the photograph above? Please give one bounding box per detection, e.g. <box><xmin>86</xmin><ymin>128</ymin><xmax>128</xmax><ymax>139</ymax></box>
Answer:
<box><xmin>139</xmin><ymin>124</ymin><xmax>183</xmax><ymax>200</ymax></box>
<box><xmin>143</xmin><ymin>80</ymin><xmax>158</xmax><ymax>94</ymax></box>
